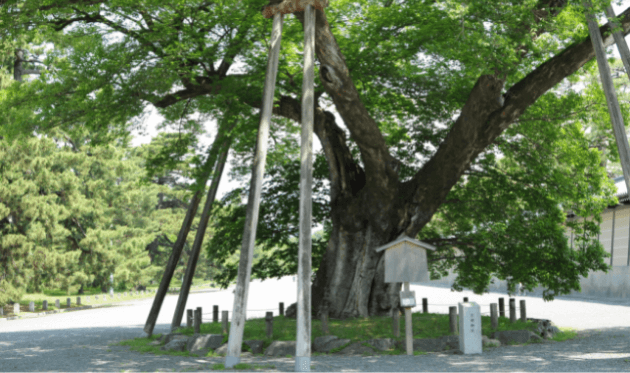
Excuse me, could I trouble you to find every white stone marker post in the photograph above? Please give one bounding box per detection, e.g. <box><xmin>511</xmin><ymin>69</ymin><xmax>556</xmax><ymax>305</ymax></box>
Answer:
<box><xmin>458</xmin><ymin>302</ymin><xmax>482</xmax><ymax>354</ymax></box>
<box><xmin>375</xmin><ymin>235</ymin><xmax>436</xmax><ymax>356</ymax></box>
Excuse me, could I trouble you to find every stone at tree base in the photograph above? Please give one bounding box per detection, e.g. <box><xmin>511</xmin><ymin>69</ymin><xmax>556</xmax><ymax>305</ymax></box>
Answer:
<box><xmin>334</xmin><ymin>342</ymin><xmax>377</xmax><ymax>356</ymax></box>
<box><xmin>149</xmin><ymin>325</ymin><xmax>543</xmax><ymax>358</ymax></box>
<box><xmin>313</xmin><ymin>336</ymin><xmax>352</xmax><ymax>353</ymax></box>
<box><xmin>312</xmin><ymin>335</ymin><xmax>340</xmax><ymax>351</ymax></box>
<box><xmin>264</xmin><ymin>341</ymin><xmax>296</xmax><ymax>356</ymax></box>
<box><xmin>285</xmin><ymin>302</ymin><xmax>297</xmax><ymax>318</ymax></box>
<box><xmin>441</xmin><ymin>335</ymin><xmax>460</xmax><ymax>350</ymax></box>
<box><xmin>363</xmin><ymin>338</ymin><xmax>397</xmax><ymax>352</ymax></box>
<box><xmin>491</xmin><ymin>330</ymin><xmax>542</xmax><ymax>345</ymax></box>
<box><xmin>214</xmin><ymin>344</ymin><xmax>253</xmax><ymax>357</ymax></box>
<box><xmin>527</xmin><ymin>318</ymin><xmax>560</xmax><ymax>339</ymax></box>
<box><xmin>482</xmin><ymin>335</ymin><xmax>501</xmax><ymax>347</ymax></box>
<box><xmin>396</xmin><ymin>337</ymin><xmax>445</xmax><ymax>352</ymax></box>
<box><xmin>284</xmin><ymin>302</ymin><xmax>319</xmax><ymax>319</ymax></box>
<box><xmin>186</xmin><ymin>334</ymin><xmax>224</xmax><ymax>351</ymax></box>
<box><xmin>160</xmin><ymin>339</ymin><xmax>188</xmax><ymax>352</ymax></box>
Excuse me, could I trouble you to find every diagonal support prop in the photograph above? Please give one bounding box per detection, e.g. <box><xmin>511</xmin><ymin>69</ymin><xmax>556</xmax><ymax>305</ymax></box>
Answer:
<box><xmin>585</xmin><ymin>2</ymin><xmax>630</xmax><ymax>194</ymax></box>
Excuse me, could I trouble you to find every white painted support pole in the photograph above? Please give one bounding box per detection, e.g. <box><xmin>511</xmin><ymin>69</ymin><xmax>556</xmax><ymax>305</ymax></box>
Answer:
<box><xmin>296</xmin><ymin>4</ymin><xmax>315</xmax><ymax>373</ymax></box>
<box><xmin>586</xmin><ymin>3</ymin><xmax>630</xmax><ymax>193</ymax></box>
<box><xmin>605</xmin><ymin>6</ymin><xmax>630</xmax><ymax>82</ymax></box>
<box><xmin>605</xmin><ymin>5</ymin><xmax>630</xmax><ymax>193</ymax></box>
<box><xmin>224</xmin><ymin>11</ymin><xmax>284</xmax><ymax>370</ymax></box>
<box><xmin>404</xmin><ymin>282</ymin><xmax>413</xmax><ymax>356</ymax></box>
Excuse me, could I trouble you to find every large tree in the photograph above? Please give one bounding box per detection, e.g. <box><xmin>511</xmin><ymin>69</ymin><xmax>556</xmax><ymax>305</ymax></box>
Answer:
<box><xmin>0</xmin><ymin>0</ymin><xmax>627</xmax><ymax>318</ymax></box>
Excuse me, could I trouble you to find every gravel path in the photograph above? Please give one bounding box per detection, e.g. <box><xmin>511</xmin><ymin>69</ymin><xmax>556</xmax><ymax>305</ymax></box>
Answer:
<box><xmin>2</xmin><ymin>276</ymin><xmax>630</xmax><ymax>372</ymax></box>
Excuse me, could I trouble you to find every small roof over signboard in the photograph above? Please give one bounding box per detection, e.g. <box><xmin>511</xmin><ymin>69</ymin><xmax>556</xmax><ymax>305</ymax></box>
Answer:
<box><xmin>375</xmin><ymin>234</ymin><xmax>436</xmax><ymax>253</ymax></box>
<box><xmin>375</xmin><ymin>234</ymin><xmax>436</xmax><ymax>283</ymax></box>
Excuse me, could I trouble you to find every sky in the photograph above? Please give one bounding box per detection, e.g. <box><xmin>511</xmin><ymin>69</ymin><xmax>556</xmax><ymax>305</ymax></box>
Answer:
<box><xmin>126</xmin><ymin>1</ymin><xmax>630</xmax><ymax>223</ymax></box>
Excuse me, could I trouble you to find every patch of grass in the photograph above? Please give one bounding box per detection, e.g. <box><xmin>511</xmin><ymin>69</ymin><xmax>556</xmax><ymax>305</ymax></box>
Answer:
<box><xmin>172</xmin><ymin>311</ymin><xmax>541</xmax><ymax>349</ymax></box>
<box><xmin>1</xmin><ymin>280</ymin><xmax>226</xmax><ymax>318</ymax></box>
<box><xmin>549</xmin><ymin>327</ymin><xmax>579</xmax><ymax>342</ymax></box>
<box><xmin>113</xmin><ymin>310</ymin><xmax>550</xmax><ymax>361</ymax></box>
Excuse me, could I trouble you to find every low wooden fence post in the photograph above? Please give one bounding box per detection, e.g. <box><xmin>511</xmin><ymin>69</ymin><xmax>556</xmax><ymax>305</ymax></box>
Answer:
<box><xmin>422</xmin><ymin>298</ymin><xmax>428</xmax><ymax>313</ymax></box>
<box><xmin>194</xmin><ymin>308</ymin><xmax>201</xmax><ymax>334</ymax></box>
<box><xmin>499</xmin><ymin>298</ymin><xmax>505</xmax><ymax>317</ymax></box>
<box><xmin>392</xmin><ymin>308</ymin><xmax>400</xmax><ymax>337</ymax></box>
<box><xmin>490</xmin><ymin>303</ymin><xmax>498</xmax><ymax>329</ymax></box>
<box><xmin>279</xmin><ymin>302</ymin><xmax>284</xmax><ymax>316</ymax></box>
<box><xmin>213</xmin><ymin>305</ymin><xmax>219</xmax><ymax>323</ymax></box>
<box><xmin>509</xmin><ymin>298</ymin><xmax>516</xmax><ymax>323</ymax></box>
<box><xmin>187</xmin><ymin>309</ymin><xmax>193</xmax><ymax>328</ymax></box>
<box><xmin>265</xmin><ymin>312</ymin><xmax>273</xmax><ymax>339</ymax></box>
<box><xmin>222</xmin><ymin>310</ymin><xmax>229</xmax><ymax>334</ymax></box>
<box><xmin>520</xmin><ymin>300</ymin><xmax>526</xmax><ymax>322</ymax></box>
<box><xmin>449</xmin><ymin>306</ymin><xmax>458</xmax><ymax>335</ymax></box>
<box><xmin>321</xmin><ymin>305</ymin><xmax>329</xmax><ymax>335</ymax></box>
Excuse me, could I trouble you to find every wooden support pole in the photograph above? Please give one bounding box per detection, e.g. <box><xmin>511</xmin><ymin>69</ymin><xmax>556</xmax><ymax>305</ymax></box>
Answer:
<box><xmin>224</xmin><ymin>11</ymin><xmax>284</xmax><ymax>370</ymax></box>
<box><xmin>586</xmin><ymin>2</ymin><xmax>630</xmax><ymax>192</ymax></box>
<box><xmin>605</xmin><ymin>6</ymin><xmax>630</xmax><ymax>84</ymax></box>
<box><xmin>296</xmin><ymin>4</ymin><xmax>315</xmax><ymax>373</ymax></box>
<box><xmin>403</xmin><ymin>282</ymin><xmax>413</xmax><ymax>356</ymax></box>
<box><xmin>142</xmin><ymin>189</ymin><xmax>203</xmax><ymax>337</ymax></box>
<box><xmin>170</xmin><ymin>134</ymin><xmax>231</xmax><ymax>332</ymax></box>
<box><xmin>509</xmin><ymin>298</ymin><xmax>516</xmax><ymax>323</ymax></box>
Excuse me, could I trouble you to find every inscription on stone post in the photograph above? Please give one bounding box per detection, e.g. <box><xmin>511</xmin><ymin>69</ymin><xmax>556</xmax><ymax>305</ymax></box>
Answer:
<box><xmin>458</xmin><ymin>302</ymin><xmax>482</xmax><ymax>354</ymax></box>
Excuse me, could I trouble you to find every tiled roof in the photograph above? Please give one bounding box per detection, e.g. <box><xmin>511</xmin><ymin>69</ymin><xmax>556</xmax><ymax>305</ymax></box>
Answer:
<box><xmin>566</xmin><ymin>176</ymin><xmax>628</xmax><ymax>217</ymax></box>
<box><xmin>613</xmin><ymin>176</ymin><xmax>630</xmax><ymax>203</ymax></box>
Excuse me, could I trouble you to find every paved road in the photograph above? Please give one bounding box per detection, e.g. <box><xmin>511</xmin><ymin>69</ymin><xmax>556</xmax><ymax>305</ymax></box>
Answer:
<box><xmin>3</xmin><ymin>276</ymin><xmax>630</xmax><ymax>372</ymax></box>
